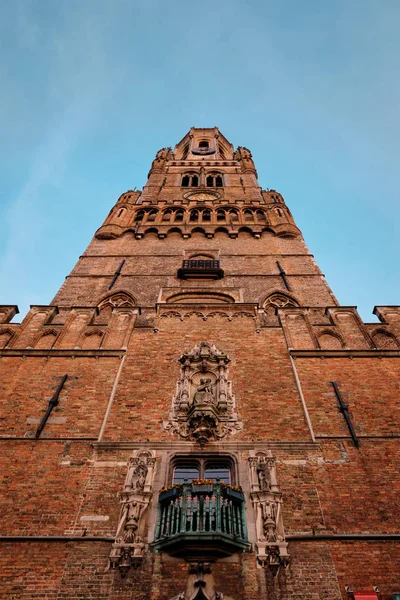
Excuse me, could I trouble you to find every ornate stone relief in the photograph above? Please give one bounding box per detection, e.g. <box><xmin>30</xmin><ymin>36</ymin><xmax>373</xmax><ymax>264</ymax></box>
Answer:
<box><xmin>170</xmin><ymin>563</ymin><xmax>225</xmax><ymax>600</ymax></box>
<box><xmin>264</xmin><ymin>293</ymin><xmax>298</xmax><ymax>310</ymax></box>
<box><xmin>109</xmin><ymin>449</ymin><xmax>156</xmax><ymax>576</ymax></box>
<box><xmin>248</xmin><ymin>451</ymin><xmax>290</xmax><ymax>575</ymax></box>
<box><xmin>163</xmin><ymin>341</ymin><xmax>242</xmax><ymax>445</ymax></box>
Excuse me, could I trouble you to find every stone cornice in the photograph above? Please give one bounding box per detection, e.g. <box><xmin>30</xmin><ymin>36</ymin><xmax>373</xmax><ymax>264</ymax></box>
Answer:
<box><xmin>290</xmin><ymin>349</ymin><xmax>400</xmax><ymax>358</ymax></box>
<box><xmin>0</xmin><ymin>349</ymin><xmax>125</xmax><ymax>358</ymax></box>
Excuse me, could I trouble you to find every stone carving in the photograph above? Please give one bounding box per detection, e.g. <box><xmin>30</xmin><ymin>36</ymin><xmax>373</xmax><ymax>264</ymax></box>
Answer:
<box><xmin>99</xmin><ymin>292</ymin><xmax>135</xmax><ymax>309</ymax></box>
<box><xmin>163</xmin><ymin>342</ymin><xmax>242</xmax><ymax>445</ymax></box>
<box><xmin>170</xmin><ymin>563</ymin><xmax>225</xmax><ymax>600</ymax></box>
<box><xmin>264</xmin><ymin>293</ymin><xmax>298</xmax><ymax>310</ymax></box>
<box><xmin>248</xmin><ymin>451</ymin><xmax>290</xmax><ymax>575</ymax></box>
<box><xmin>109</xmin><ymin>449</ymin><xmax>156</xmax><ymax>576</ymax></box>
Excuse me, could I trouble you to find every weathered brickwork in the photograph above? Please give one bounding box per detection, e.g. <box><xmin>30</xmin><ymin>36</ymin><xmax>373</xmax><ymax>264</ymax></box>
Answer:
<box><xmin>1</xmin><ymin>128</ymin><xmax>399</xmax><ymax>599</ymax></box>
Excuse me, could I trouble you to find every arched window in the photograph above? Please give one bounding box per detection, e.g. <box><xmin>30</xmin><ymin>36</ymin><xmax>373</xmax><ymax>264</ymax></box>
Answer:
<box><xmin>199</xmin><ymin>140</ymin><xmax>209</xmax><ymax>149</ymax></box>
<box><xmin>256</xmin><ymin>210</ymin><xmax>266</xmax><ymax>222</ymax></box>
<box><xmin>276</xmin><ymin>208</ymin><xmax>283</xmax><ymax>217</ymax></box>
<box><xmin>147</xmin><ymin>210</ymin><xmax>158</xmax><ymax>222</ymax></box>
<box><xmin>206</xmin><ymin>174</ymin><xmax>223</xmax><ymax>187</ymax></box>
<box><xmin>244</xmin><ymin>209</ymin><xmax>253</xmax><ymax>222</ymax></box>
<box><xmin>135</xmin><ymin>210</ymin><xmax>145</xmax><ymax>222</ymax></box>
<box><xmin>182</xmin><ymin>175</ymin><xmax>190</xmax><ymax>187</ymax></box>
<box><xmin>191</xmin><ymin>175</ymin><xmax>199</xmax><ymax>187</ymax></box>
<box><xmin>190</xmin><ymin>210</ymin><xmax>199</xmax><ymax>222</ymax></box>
<box><xmin>162</xmin><ymin>210</ymin><xmax>172</xmax><ymax>222</ymax></box>
<box><xmin>202</xmin><ymin>209</ymin><xmax>211</xmax><ymax>222</ymax></box>
<box><xmin>230</xmin><ymin>210</ymin><xmax>239</xmax><ymax>222</ymax></box>
<box><xmin>217</xmin><ymin>209</ymin><xmax>226</xmax><ymax>222</ymax></box>
<box><xmin>175</xmin><ymin>210</ymin><xmax>184</xmax><ymax>222</ymax></box>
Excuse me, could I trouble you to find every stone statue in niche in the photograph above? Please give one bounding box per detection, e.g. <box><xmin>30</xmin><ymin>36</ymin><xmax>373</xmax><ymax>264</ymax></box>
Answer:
<box><xmin>108</xmin><ymin>449</ymin><xmax>156</xmax><ymax>577</ymax></box>
<box><xmin>163</xmin><ymin>342</ymin><xmax>242</xmax><ymax>445</ymax></box>
<box><xmin>248</xmin><ymin>451</ymin><xmax>290</xmax><ymax>575</ymax></box>
<box><xmin>132</xmin><ymin>459</ymin><xmax>148</xmax><ymax>490</ymax></box>
<box><xmin>193</xmin><ymin>377</ymin><xmax>216</xmax><ymax>405</ymax></box>
<box><xmin>257</xmin><ymin>458</ymin><xmax>272</xmax><ymax>491</ymax></box>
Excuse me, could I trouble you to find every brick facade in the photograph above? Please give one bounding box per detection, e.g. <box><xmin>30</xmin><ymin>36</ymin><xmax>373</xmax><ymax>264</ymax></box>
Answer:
<box><xmin>0</xmin><ymin>127</ymin><xmax>399</xmax><ymax>600</ymax></box>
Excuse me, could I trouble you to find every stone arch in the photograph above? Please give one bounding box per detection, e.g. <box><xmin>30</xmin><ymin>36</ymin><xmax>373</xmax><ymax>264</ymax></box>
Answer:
<box><xmin>144</xmin><ymin>227</ymin><xmax>159</xmax><ymax>235</ymax></box>
<box><xmin>260</xmin><ymin>291</ymin><xmax>300</xmax><ymax>310</ymax></box>
<box><xmin>96</xmin><ymin>292</ymin><xmax>136</xmax><ymax>324</ymax></box>
<box><xmin>0</xmin><ymin>328</ymin><xmax>14</xmax><ymax>348</ymax></box>
<box><xmin>191</xmin><ymin>227</ymin><xmax>206</xmax><ymax>236</ymax></box>
<box><xmin>166</xmin><ymin>291</ymin><xmax>235</xmax><ymax>304</ymax></box>
<box><xmin>167</xmin><ymin>227</ymin><xmax>183</xmax><ymax>236</ymax></box>
<box><xmin>33</xmin><ymin>329</ymin><xmax>59</xmax><ymax>349</ymax></box>
<box><xmin>188</xmin><ymin>252</ymin><xmax>216</xmax><ymax>260</ymax></box>
<box><xmin>214</xmin><ymin>227</ymin><xmax>229</xmax><ymax>236</ymax></box>
<box><xmin>98</xmin><ymin>291</ymin><xmax>136</xmax><ymax>310</ymax></box>
<box><xmin>371</xmin><ymin>328</ymin><xmax>399</xmax><ymax>349</ymax></box>
<box><xmin>237</xmin><ymin>226</ymin><xmax>253</xmax><ymax>236</ymax></box>
<box><xmin>317</xmin><ymin>330</ymin><xmax>345</xmax><ymax>350</ymax></box>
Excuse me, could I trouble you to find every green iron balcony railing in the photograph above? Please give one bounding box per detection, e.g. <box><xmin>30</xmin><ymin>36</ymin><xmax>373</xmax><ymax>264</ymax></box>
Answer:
<box><xmin>153</xmin><ymin>482</ymin><xmax>249</xmax><ymax>558</ymax></box>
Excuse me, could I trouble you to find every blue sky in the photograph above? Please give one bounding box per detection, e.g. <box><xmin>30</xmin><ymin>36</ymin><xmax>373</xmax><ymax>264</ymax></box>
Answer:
<box><xmin>1</xmin><ymin>0</ymin><xmax>399</xmax><ymax>321</ymax></box>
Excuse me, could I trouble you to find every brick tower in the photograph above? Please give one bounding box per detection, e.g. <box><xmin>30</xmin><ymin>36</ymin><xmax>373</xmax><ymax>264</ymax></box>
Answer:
<box><xmin>1</xmin><ymin>127</ymin><xmax>399</xmax><ymax>600</ymax></box>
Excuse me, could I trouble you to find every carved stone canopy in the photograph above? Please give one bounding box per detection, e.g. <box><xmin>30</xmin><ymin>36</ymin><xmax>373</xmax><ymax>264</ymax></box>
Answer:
<box><xmin>163</xmin><ymin>342</ymin><xmax>242</xmax><ymax>444</ymax></box>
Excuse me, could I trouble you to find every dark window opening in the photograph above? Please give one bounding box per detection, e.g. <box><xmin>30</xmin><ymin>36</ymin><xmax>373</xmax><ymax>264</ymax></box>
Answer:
<box><xmin>190</xmin><ymin>210</ymin><xmax>199</xmax><ymax>222</ymax></box>
<box><xmin>173</xmin><ymin>463</ymin><xmax>200</xmax><ymax>484</ymax></box>
<box><xmin>191</xmin><ymin>175</ymin><xmax>199</xmax><ymax>187</ymax></box>
<box><xmin>230</xmin><ymin>210</ymin><xmax>238</xmax><ymax>222</ymax></box>
<box><xmin>256</xmin><ymin>210</ymin><xmax>266</xmax><ymax>221</ymax></box>
<box><xmin>204</xmin><ymin>462</ymin><xmax>231</xmax><ymax>484</ymax></box>
<box><xmin>215</xmin><ymin>176</ymin><xmax>223</xmax><ymax>187</ymax></box>
<box><xmin>217</xmin><ymin>210</ymin><xmax>226</xmax><ymax>221</ymax></box>
<box><xmin>117</xmin><ymin>209</ymin><xmax>124</xmax><ymax>217</ymax></box>
<box><xmin>175</xmin><ymin>210</ymin><xmax>184</xmax><ymax>222</ymax></box>
<box><xmin>135</xmin><ymin>210</ymin><xmax>144</xmax><ymax>222</ymax></box>
<box><xmin>147</xmin><ymin>211</ymin><xmax>157</xmax><ymax>222</ymax></box>
<box><xmin>199</xmin><ymin>140</ymin><xmax>209</xmax><ymax>149</ymax></box>
<box><xmin>206</xmin><ymin>176</ymin><xmax>214</xmax><ymax>187</ymax></box>
<box><xmin>182</xmin><ymin>175</ymin><xmax>190</xmax><ymax>187</ymax></box>
<box><xmin>172</xmin><ymin>458</ymin><xmax>233</xmax><ymax>485</ymax></box>
<box><xmin>202</xmin><ymin>209</ymin><xmax>211</xmax><ymax>222</ymax></box>
<box><xmin>162</xmin><ymin>211</ymin><xmax>172</xmax><ymax>221</ymax></box>
<box><xmin>244</xmin><ymin>210</ymin><xmax>253</xmax><ymax>221</ymax></box>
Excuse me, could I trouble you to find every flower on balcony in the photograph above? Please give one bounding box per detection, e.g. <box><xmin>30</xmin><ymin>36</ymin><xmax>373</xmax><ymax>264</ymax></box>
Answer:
<box><xmin>159</xmin><ymin>483</ymin><xmax>182</xmax><ymax>494</ymax></box>
<box><xmin>220</xmin><ymin>482</ymin><xmax>243</xmax><ymax>492</ymax></box>
<box><xmin>192</xmin><ymin>479</ymin><xmax>214</xmax><ymax>486</ymax></box>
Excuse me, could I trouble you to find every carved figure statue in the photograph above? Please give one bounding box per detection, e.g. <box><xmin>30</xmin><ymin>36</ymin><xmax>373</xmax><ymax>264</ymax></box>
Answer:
<box><xmin>193</xmin><ymin>378</ymin><xmax>215</xmax><ymax>405</ymax></box>
<box><xmin>133</xmin><ymin>460</ymin><xmax>148</xmax><ymax>490</ymax></box>
<box><xmin>257</xmin><ymin>460</ymin><xmax>271</xmax><ymax>490</ymax></box>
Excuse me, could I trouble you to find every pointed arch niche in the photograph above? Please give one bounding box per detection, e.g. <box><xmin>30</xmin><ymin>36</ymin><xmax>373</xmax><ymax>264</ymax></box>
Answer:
<box><xmin>96</xmin><ymin>292</ymin><xmax>136</xmax><ymax>324</ymax></box>
<box><xmin>262</xmin><ymin>292</ymin><xmax>299</xmax><ymax>325</ymax></box>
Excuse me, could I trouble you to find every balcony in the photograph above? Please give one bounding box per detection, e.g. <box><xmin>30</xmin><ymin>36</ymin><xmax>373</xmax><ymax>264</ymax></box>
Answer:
<box><xmin>153</xmin><ymin>482</ymin><xmax>249</xmax><ymax>559</ymax></box>
<box><xmin>177</xmin><ymin>259</ymin><xmax>224</xmax><ymax>280</ymax></box>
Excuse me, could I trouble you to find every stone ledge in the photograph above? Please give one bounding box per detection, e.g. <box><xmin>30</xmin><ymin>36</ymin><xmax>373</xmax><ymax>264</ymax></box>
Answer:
<box><xmin>290</xmin><ymin>349</ymin><xmax>400</xmax><ymax>358</ymax></box>
<box><xmin>0</xmin><ymin>349</ymin><xmax>126</xmax><ymax>357</ymax></box>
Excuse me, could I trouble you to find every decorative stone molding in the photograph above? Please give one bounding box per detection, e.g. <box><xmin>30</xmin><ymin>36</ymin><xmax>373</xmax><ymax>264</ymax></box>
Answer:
<box><xmin>109</xmin><ymin>449</ymin><xmax>156</xmax><ymax>576</ymax></box>
<box><xmin>163</xmin><ymin>342</ymin><xmax>243</xmax><ymax>445</ymax></box>
<box><xmin>248</xmin><ymin>450</ymin><xmax>290</xmax><ymax>575</ymax></box>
